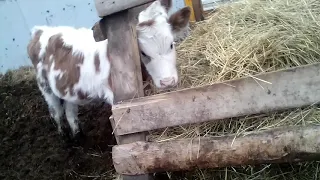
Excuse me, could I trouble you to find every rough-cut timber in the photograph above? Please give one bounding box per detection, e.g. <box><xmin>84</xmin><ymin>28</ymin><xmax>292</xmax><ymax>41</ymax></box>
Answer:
<box><xmin>192</xmin><ymin>0</ymin><xmax>204</xmax><ymax>21</ymax></box>
<box><xmin>94</xmin><ymin>0</ymin><xmax>154</xmax><ymax>17</ymax></box>
<box><xmin>113</xmin><ymin>125</ymin><xmax>320</xmax><ymax>175</ymax></box>
<box><xmin>184</xmin><ymin>0</ymin><xmax>204</xmax><ymax>22</ymax></box>
<box><xmin>100</xmin><ymin>4</ymin><xmax>153</xmax><ymax>180</ymax></box>
<box><xmin>101</xmin><ymin>10</ymin><xmax>144</xmax><ymax>102</ymax></box>
<box><xmin>112</xmin><ymin>63</ymin><xmax>320</xmax><ymax>135</ymax></box>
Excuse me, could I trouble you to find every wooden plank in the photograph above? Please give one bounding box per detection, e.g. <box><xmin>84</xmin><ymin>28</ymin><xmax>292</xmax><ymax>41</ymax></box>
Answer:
<box><xmin>112</xmin><ymin>63</ymin><xmax>320</xmax><ymax>135</ymax></box>
<box><xmin>100</xmin><ymin>4</ymin><xmax>154</xmax><ymax>180</ymax></box>
<box><xmin>192</xmin><ymin>0</ymin><xmax>205</xmax><ymax>21</ymax></box>
<box><xmin>113</xmin><ymin>125</ymin><xmax>320</xmax><ymax>175</ymax></box>
<box><xmin>184</xmin><ymin>0</ymin><xmax>196</xmax><ymax>21</ymax></box>
<box><xmin>184</xmin><ymin>0</ymin><xmax>205</xmax><ymax>22</ymax></box>
<box><xmin>91</xmin><ymin>2</ymin><xmax>152</xmax><ymax>43</ymax></box>
<box><xmin>94</xmin><ymin>0</ymin><xmax>154</xmax><ymax>17</ymax></box>
<box><xmin>102</xmin><ymin>11</ymin><xmax>144</xmax><ymax>102</ymax></box>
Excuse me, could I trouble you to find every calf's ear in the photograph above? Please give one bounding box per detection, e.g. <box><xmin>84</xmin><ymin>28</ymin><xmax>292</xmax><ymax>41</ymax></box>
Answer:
<box><xmin>91</xmin><ymin>20</ymin><xmax>106</xmax><ymax>42</ymax></box>
<box><xmin>168</xmin><ymin>7</ymin><xmax>191</xmax><ymax>33</ymax></box>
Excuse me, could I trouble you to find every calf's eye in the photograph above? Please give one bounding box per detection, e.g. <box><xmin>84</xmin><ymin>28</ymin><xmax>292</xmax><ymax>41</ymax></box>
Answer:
<box><xmin>141</xmin><ymin>51</ymin><xmax>147</xmax><ymax>56</ymax></box>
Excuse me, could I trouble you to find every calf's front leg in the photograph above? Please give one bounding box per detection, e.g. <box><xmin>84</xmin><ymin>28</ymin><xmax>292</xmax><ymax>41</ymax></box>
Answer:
<box><xmin>64</xmin><ymin>101</ymin><xmax>81</xmax><ymax>136</ymax></box>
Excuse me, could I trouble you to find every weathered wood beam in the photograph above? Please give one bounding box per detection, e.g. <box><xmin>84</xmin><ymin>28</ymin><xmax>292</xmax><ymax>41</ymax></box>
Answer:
<box><xmin>112</xmin><ymin>63</ymin><xmax>320</xmax><ymax>135</ymax></box>
<box><xmin>102</xmin><ymin>11</ymin><xmax>144</xmax><ymax>102</ymax></box>
<box><xmin>91</xmin><ymin>2</ymin><xmax>154</xmax><ymax>83</ymax></box>
<box><xmin>94</xmin><ymin>0</ymin><xmax>154</xmax><ymax>17</ymax></box>
<box><xmin>184</xmin><ymin>0</ymin><xmax>205</xmax><ymax>22</ymax></box>
<box><xmin>192</xmin><ymin>0</ymin><xmax>204</xmax><ymax>21</ymax></box>
<box><xmin>113</xmin><ymin>125</ymin><xmax>320</xmax><ymax>175</ymax></box>
<box><xmin>99</xmin><ymin>3</ymin><xmax>154</xmax><ymax>180</ymax></box>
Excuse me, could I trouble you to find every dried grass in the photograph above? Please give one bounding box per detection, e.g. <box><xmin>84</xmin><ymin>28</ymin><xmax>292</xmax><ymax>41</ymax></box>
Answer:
<box><xmin>147</xmin><ymin>0</ymin><xmax>320</xmax><ymax>178</ymax></box>
<box><xmin>177</xmin><ymin>0</ymin><xmax>320</xmax><ymax>89</ymax></box>
<box><xmin>149</xmin><ymin>0</ymin><xmax>320</xmax><ymax>140</ymax></box>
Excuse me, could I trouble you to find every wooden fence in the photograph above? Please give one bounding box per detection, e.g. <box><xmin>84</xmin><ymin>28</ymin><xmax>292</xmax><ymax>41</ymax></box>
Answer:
<box><xmin>93</xmin><ymin>0</ymin><xmax>320</xmax><ymax>179</ymax></box>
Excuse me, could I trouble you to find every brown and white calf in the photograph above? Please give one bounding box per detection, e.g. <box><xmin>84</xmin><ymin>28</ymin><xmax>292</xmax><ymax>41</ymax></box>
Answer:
<box><xmin>27</xmin><ymin>0</ymin><xmax>191</xmax><ymax>137</ymax></box>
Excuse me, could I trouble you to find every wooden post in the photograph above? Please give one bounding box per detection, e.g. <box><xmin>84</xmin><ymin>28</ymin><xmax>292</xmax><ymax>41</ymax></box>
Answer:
<box><xmin>113</xmin><ymin>125</ymin><xmax>320</xmax><ymax>175</ymax></box>
<box><xmin>99</xmin><ymin>3</ymin><xmax>153</xmax><ymax>180</ymax></box>
<box><xmin>184</xmin><ymin>0</ymin><xmax>204</xmax><ymax>22</ymax></box>
<box><xmin>192</xmin><ymin>0</ymin><xmax>204</xmax><ymax>21</ymax></box>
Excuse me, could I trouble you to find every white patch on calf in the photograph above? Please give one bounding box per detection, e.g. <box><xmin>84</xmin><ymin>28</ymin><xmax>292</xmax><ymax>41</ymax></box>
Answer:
<box><xmin>136</xmin><ymin>0</ymin><xmax>191</xmax><ymax>89</ymax></box>
<box><xmin>27</xmin><ymin>0</ymin><xmax>191</xmax><ymax>137</ymax></box>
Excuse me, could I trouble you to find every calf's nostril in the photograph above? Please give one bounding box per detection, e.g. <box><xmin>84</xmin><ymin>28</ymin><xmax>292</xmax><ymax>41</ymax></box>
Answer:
<box><xmin>160</xmin><ymin>77</ymin><xmax>175</xmax><ymax>87</ymax></box>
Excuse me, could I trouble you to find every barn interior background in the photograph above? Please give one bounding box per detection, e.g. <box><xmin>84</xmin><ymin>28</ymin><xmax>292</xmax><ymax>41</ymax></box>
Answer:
<box><xmin>3</xmin><ymin>0</ymin><xmax>319</xmax><ymax>180</ymax></box>
<box><xmin>0</xmin><ymin>0</ymin><xmax>225</xmax><ymax>74</ymax></box>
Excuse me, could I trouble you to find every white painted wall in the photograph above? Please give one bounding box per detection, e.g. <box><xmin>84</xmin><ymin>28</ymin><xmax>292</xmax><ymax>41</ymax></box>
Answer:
<box><xmin>0</xmin><ymin>0</ymin><xmax>195</xmax><ymax>74</ymax></box>
<box><xmin>0</xmin><ymin>0</ymin><xmax>101</xmax><ymax>74</ymax></box>
<box><xmin>202</xmin><ymin>0</ymin><xmax>234</xmax><ymax>11</ymax></box>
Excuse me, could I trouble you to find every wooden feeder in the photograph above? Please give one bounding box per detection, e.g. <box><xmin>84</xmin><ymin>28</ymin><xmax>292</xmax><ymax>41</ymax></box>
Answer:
<box><xmin>93</xmin><ymin>0</ymin><xmax>320</xmax><ymax>179</ymax></box>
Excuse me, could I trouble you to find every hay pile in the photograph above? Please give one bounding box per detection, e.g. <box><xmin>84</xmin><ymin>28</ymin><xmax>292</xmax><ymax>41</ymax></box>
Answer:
<box><xmin>177</xmin><ymin>0</ymin><xmax>320</xmax><ymax>88</ymax></box>
<box><xmin>148</xmin><ymin>0</ymin><xmax>320</xmax><ymax>179</ymax></box>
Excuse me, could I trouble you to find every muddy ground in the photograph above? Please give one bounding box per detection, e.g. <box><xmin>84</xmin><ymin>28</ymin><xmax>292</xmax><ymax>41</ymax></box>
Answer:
<box><xmin>0</xmin><ymin>67</ymin><xmax>117</xmax><ymax>180</ymax></box>
<box><xmin>0</xmin><ymin>67</ymin><xmax>319</xmax><ymax>180</ymax></box>
<box><xmin>0</xmin><ymin>67</ymin><xmax>174</xmax><ymax>180</ymax></box>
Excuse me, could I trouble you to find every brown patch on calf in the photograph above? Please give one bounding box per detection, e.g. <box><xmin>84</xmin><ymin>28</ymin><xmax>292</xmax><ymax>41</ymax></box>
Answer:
<box><xmin>94</xmin><ymin>53</ymin><xmax>100</xmax><ymax>73</ymax></box>
<box><xmin>168</xmin><ymin>7</ymin><xmax>191</xmax><ymax>32</ymax></box>
<box><xmin>27</xmin><ymin>30</ymin><xmax>43</xmax><ymax>67</ymax></box>
<box><xmin>77</xmin><ymin>90</ymin><xmax>89</xmax><ymax>100</ymax></box>
<box><xmin>37</xmin><ymin>69</ymin><xmax>52</xmax><ymax>94</ymax></box>
<box><xmin>44</xmin><ymin>34</ymin><xmax>84</xmax><ymax>96</ymax></box>
<box><xmin>138</xmin><ymin>20</ymin><xmax>155</xmax><ymax>27</ymax></box>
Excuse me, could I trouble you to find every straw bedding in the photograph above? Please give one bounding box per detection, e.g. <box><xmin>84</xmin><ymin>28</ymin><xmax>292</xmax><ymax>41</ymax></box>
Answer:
<box><xmin>146</xmin><ymin>0</ymin><xmax>320</xmax><ymax>178</ymax></box>
<box><xmin>1</xmin><ymin>0</ymin><xmax>320</xmax><ymax>179</ymax></box>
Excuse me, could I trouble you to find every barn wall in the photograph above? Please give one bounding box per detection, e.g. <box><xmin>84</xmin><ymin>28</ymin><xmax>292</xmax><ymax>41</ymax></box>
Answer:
<box><xmin>202</xmin><ymin>0</ymin><xmax>235</xmax><ymax>10</ymax></box>
<box><xmin>0</xmin><ymin>0</ymin><xmax>202</xmax><ymax>74</ymax></box>
<box><xmin>0</xmin><ymin>0</ymin><xmax>101</xmax><ymax>74</ymax></box>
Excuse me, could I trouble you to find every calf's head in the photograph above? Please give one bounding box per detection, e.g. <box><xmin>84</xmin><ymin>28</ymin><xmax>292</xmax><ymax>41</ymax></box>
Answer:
<box><xmin>137</xmin><ymin>0</ymin><xmax>191</xmax><ymax>89</ymax></box>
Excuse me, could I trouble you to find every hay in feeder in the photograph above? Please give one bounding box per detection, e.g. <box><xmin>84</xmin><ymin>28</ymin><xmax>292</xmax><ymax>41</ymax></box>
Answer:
<box><xmin>176</xmin><ymin>0</ymin><xmax>320</xmax><ymax>89</ymax></box>
<box><xmin>147</xmin><ymin>0</ymin><xmax>320</xmax><ymax>178</ymax></box>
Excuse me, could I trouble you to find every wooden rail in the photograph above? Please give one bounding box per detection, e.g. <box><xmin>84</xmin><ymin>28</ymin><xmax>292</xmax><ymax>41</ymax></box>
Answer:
<box><xmin>112</xmin><ymin>63</ymin><xmax>320</xmax><ymax>135</ymax></box>
<box><xmin>95</xmin><ymin>0</ymin><xmax>154</xmax><ymax>17</ymax></box>
<box><xmin>113</xmin><ymin>125</ymin><xmax>320</xmax><ymax>175</ymax></box>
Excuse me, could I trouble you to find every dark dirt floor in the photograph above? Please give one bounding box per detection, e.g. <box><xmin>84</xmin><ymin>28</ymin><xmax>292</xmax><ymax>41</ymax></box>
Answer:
<box><xmin>0</xmin><ymin>67</ymin><xmax>117</xmax><ymax>180</ymax></box>
<box><xmin>1</xmin><ymin>67</ymin><xmax>320</xmax><ymax>180</ymax></box>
